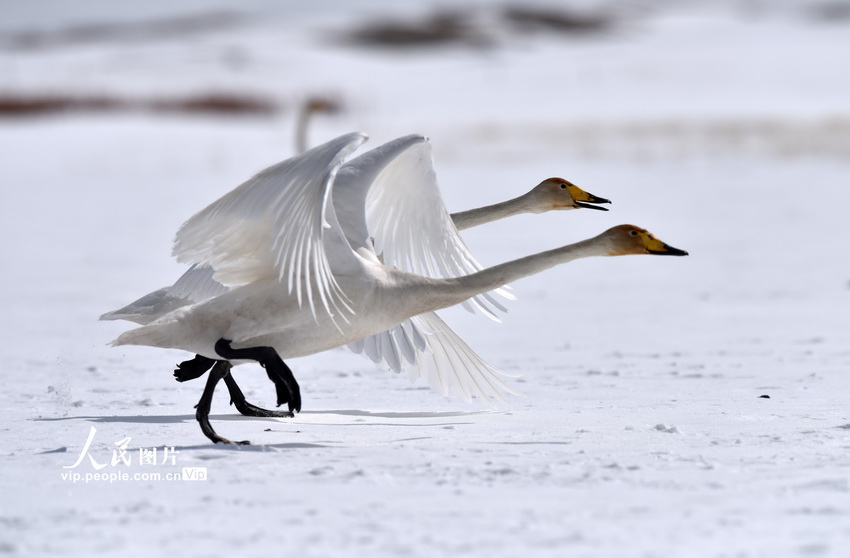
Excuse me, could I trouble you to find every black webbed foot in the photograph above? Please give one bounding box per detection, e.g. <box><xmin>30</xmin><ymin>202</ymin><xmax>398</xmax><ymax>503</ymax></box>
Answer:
<box><xmin>174</xmin><ymin>354</ymin><xmax>216</xmax><ymax>383</ymax></box>
<box><xmin>233</xmin><ymin>400</ymin><xmax>295</xmax><ymax>418</ymax></box>
<box><xmin>214</xmin><ymin>338</ymin><xmax>301</xmax><ymax>414</ymax></box>
<box><xmin>223</xmin><ymin>373</ymin><xmax>295</xmax><ymax>418</ymax></box>
<box><xmin>266</xmin><ymin>366</ymin><xmax>296</xmax><ymax>408</ymax></box>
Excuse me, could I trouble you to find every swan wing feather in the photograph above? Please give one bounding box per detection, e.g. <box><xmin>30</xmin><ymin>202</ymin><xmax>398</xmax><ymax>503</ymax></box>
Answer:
<box><xmin>172</xmin><ymin>132</ymin><xmax>368</xmax><ymax>320</ymax></box>
<box><xmin>347</xmin><ymin>312</ymin><xmax>520</xmax><ymax>404</ymax></box>
<box><xmin>100</xmin><ymin>264</ymin><xmax>229</xmax><ymax>325</ymax></box>
<box><xmin>361</xmin><ymin>135</ymin><xmax>512</xmax><ymax>319</ymax></box>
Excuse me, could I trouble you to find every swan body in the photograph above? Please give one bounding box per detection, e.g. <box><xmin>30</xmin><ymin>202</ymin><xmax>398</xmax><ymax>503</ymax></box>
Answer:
<box><xmin>111</xmin><ymin>132</ymin><xmax>686</xmax><ymax>372</ymax></box>
<box><xmin>102</xmin><ymin>171</ymin><xmax>608</xmax><ymax>327</ymax></box>
<box><xmin>106</xmin><ymin>132</ymin><xmax>686</xmax><ymax>443</ymax></box>
<box><xmin>115</xmin><ymin>223</ymin><xmax>684</xmax><ymax>362</ymax></box>
<box><xmin>102</xmin><ymin>134</ymin><xmax>611</xmax><ymax>399</ymax></box>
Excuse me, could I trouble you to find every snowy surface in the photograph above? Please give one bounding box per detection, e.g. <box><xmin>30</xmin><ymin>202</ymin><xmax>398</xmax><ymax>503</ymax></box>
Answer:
<box><xmin>2</xmin><ymin>1</ymin><xmax>850</xmax><ymax>556</ymax></box>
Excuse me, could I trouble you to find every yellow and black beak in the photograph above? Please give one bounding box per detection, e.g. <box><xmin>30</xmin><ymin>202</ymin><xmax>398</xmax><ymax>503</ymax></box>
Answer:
<box><xmin>641</xmin><ymin>231</ymin><xmax>689</xmax><ymax>256</ymax></box>
<box><xmin>565</xmin><ymin>184</ymin><xmax>612</xmax><ymax>211</ymax></box>
<box><xmin>647</xmin><ymin>244</ymin><xmax>689</xmax><ymax>256</ymax></box>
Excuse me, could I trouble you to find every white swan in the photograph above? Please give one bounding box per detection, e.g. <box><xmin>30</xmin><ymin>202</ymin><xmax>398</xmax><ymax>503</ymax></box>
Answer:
<box><xmin>100</xmin><ymin>177</ymin><xmax>609</xmax><ymax>326</ymax></box>
<box><xmin>294</xmin><ymin>97</ymin><xmax>340</xmax><ymax>154</ymax></box>
<box><xmin>451</xmin><ymin>177</ymin><xmax>610</xmax><ymax>231</ymax></box>
<box><xmin>101</xmin><ymin>137</ymin><xmax>610</xmax><ymax>408</ymax></box>
<box><xmin>108</xmin><ymin>132</ymin><xmax>687</xmax><ymax>443</ymax></box>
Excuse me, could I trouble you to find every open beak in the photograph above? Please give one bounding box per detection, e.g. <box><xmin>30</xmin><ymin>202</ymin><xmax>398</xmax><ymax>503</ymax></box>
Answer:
<box><xmin>566</xmin><ymin>184</ymin><xmax>612</xmax><ymax>211</ymax></box>
<box><xmin>575</xmin><ymin>197</ymin><xmax>611</xmax><ymax>211</ymax></box>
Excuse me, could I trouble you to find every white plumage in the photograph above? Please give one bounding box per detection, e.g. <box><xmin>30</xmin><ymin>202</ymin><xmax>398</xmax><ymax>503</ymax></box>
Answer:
<box><xmin>107</xmin><ymin>133</ymin><xmax>515</xmax><ymax>402</ymax></box>
<box><xmin>106</xmin><ymin>134</ymin><xmax>666</xmax><ymax>407</ymax></box>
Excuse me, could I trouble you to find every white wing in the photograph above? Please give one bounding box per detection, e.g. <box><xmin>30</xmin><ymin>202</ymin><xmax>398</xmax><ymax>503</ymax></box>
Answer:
<box><xmin>172</xmin><ymin>132</ymin><xmax>367</xmax><ymax>321</ymax></box>
<box><xmin>167</xmin><ymin>264</ymin><xmax>229</xmax><ymax>301</ymax></box>
<box><xmin>356</xmin><ymin>135</ymin><xmax>513</xmax><ymax>320</ymax></box>
<box><xmin>100</xmin><ymin>264</ymin><xmax>228</xmax><ymax>325</ymax></box>
<box><xmin>100</xmin><ymin>286</ymin><xmax>177</xmax><ymax>325</ymax></box>
<box><xmin>333</xmin><ymin>135</ymin><xmax>518</xmax><ymax>401</ymax></box>
<box><xmin>348</xmin><ymin>311</ymin><xmax>520</xmax><ymax>404</ymax></box>
<box><xmin>109</xmin><ymin>132</ymin><xmax>518</xmax><ymax>402</ymax></box>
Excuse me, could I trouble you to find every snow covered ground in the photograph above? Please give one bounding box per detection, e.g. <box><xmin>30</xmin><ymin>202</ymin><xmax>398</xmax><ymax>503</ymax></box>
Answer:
<box><xmin>1</xmin><ymin>1</ymin><xmax>849</xmax><ymax>556</ymax></box>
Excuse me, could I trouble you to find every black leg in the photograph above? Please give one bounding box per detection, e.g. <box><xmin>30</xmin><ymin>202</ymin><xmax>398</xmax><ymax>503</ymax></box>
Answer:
<box><xmin>174</xmin><ymin>354</ymin><xmax>216</xmax><ymax>383</ymax></box>
<box><xmin>222</xmin><ymin>373</ymin><xmax>295</xmax><ymax>418</ymax></box>
<box><xmin>214</xmin><ymin>338</ymin><xmax>301</xmax><ymax>414</ymax></box>
<box><xmin>176</xmin><ymin>349</ymin><xmax>296</xmax><ymax>417</ymax></box>
<box><xmin>174</xmin><ymin>354</ymin><xmax>288</xmax><ymax>406</ymax></box>
<box><xmin>195</xmin><ymin>361</ymin><xmax>250</xmax><ymax>445</ymax></box>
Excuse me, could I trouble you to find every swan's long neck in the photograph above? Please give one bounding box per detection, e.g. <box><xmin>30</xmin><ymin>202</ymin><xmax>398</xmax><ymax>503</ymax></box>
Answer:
<box><xmin>421</xmin><ymin>234</ymin><xmax>611</xmax><ymax>312</ymax></box>
<box><xmin>450</xmin><ymin>193</ymin><xmax>536</xmax><ymax>231</ymax></box>
<box><xmin>295</xmin><ymin>111</ymin><xmax>311</xmax><ymax>154</ymax></box>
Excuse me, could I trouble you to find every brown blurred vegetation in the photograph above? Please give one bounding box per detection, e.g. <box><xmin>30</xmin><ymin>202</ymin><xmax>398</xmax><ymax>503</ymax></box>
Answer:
<box><xmin>344</xmin><ymin>4</ymin><xmax>619</xmax><ymax>48</ymax></box>
<box><xmin>0</xmin><ymin>93</ymin><xmax>278</xmax><ymax>117</ymax></box>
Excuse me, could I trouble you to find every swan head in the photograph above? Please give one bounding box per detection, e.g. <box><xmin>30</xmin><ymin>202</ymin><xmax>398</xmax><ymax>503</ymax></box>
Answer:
<box><xmin>603</xmin><ymin>225</ymin><xmax>689</xmax><ymax>256</ymax></box>
<box><xmin>529</xmin><ymin>178</ymin><xmax>611</xmax><ymax>212</ymax></box>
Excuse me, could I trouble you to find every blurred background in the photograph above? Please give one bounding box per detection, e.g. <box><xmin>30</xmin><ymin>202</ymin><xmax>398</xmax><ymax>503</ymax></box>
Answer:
<box><xmin>1</xmin><ymin>0</ymin><xmax>848</xmax><ymax>383</ymax></box>
<box><xmin>2</xmin><ymin>0</ymin><xmax>848</xmax><ymax>151</ymax></box>
<box><xmin>1</xmin><ymin>0</ymin><xmax>848</xmax><ymax>370</ymax></box>
<box><xmin>1</xmin><ymin>0</ymin><xmax>848</xmax><ymax>354</ymax></box>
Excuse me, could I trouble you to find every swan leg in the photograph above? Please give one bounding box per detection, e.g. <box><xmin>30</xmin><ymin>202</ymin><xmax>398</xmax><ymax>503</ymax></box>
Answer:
<box><xmin>214</xmin><ymin>338</ymin><xmax>302</xmax><ymax>414</ymax></box>
<box><xmin>195</xmin><ymin>361</ymin><xmax>250</xmax><ymax>445</ymax></box>
<box><xmin>174</xmin><ymin>354</ymin><xmax>216</xmax><ymax>382</ymax></box>
<box><xmin>174</xmin><ymin>352</ymin><xmax>295</xmax><ymax>418</ymax></box>
<box><xmin>222</xmin><ymin>373</ymin><xmax>295</xmax><ymax>418</ymax></box>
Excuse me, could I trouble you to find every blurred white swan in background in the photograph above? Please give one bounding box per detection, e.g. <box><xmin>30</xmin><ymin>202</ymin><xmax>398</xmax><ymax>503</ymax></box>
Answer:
<box><xmin>294</xmin><ymin>97</ymin><xmax>341</xmax><ymax>154</ymax></box>
<box><xmin>106</xmin><ymin>132</ymin><xmax>686</xmax><ymax>443</ymax></box>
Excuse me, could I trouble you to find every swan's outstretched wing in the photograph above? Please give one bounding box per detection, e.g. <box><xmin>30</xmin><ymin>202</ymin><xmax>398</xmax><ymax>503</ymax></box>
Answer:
<box><xmin>100</xmin><ymin>264</ymin><xmax>228</xmax><ymax>325</ymax></box>
<box><xmin>100</xmin><ymin>286</ymin><xmax>177</xmax><ymax>325</ymax></box>
<box><xmin>353</xmin><ymin>135</ymin><xmax>513</xmax><ymax>320</ymax></box>
<box><xmin>172</xmin><ymin>132</ymin><xmax>367</xmax><ymax>321</ymax></box>
<box><xmin>348</xmin><ymin>312</ymin><xmax>520</xmax><ymax>404</ymax></box>
<box><xmin>167</xmin><ymin>264</ymin><xmax>229</xmax><ymax>301</ymax></box>
<box><xmin>347</xmin><ymin>319</ymin><xmax>428</xmax><ymax>375</ymax></box>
